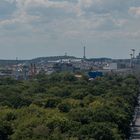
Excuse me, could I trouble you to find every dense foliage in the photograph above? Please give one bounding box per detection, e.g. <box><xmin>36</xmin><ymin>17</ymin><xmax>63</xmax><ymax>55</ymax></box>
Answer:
<box><xmin>0</xmin><ymin>73</ymin><xmax>139</xmax><ymax>140</ymax></box>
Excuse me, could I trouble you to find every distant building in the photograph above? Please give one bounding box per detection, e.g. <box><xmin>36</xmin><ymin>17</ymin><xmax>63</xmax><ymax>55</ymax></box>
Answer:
<box><xmin>103</xmin><ymin>63</ymin><xmax>118</xmax><ymax>70</ymax></box>
<box><xmin>53</xmin><ymin>63</ymin><xmax>75</xmax><ymax>72</ymax></box>
<box><xmin>137</xmin><ymin>53</ymin><xmax>140</xmax><ymax>59</ymax></box>
<box><xmin>136</xmin><ymin>53</ymin><xmax>140</xmax><ymax>64</ymax></box>
<box><xmin>13</xmin><ymin>63</ymin><xmax>38</xmax><ymax>80</ymax></box>
<box><xmin>0</xmin><ymin>69</ymin><xmax>13</xmax><ymax>78</ymax></box>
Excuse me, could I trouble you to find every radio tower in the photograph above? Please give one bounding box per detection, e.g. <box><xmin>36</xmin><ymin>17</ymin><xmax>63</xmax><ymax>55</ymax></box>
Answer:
<box><xmin>83</xmin><ymin>46</ymin><xmax>86</xmax><ymax>60</ymax></box>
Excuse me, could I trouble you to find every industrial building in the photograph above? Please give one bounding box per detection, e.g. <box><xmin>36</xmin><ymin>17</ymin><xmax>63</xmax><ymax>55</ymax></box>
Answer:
<box><xmin>103</xmin><ymin>63</ymin><xmax>118</xmax><ymax>70</ymax></box>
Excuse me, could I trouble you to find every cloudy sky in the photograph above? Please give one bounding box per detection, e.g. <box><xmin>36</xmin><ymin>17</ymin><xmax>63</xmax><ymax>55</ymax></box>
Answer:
<box><xmin>0</xmin><ymin>0</ymin><xmax>140</xmax><ymax>59</ymax></box>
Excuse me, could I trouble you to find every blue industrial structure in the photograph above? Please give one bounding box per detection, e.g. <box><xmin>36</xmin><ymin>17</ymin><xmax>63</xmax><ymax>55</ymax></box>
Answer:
<box><xmin>88</xmin><ymin>71</ymin><xmax>103</xmax><ymax>79</ymax></box>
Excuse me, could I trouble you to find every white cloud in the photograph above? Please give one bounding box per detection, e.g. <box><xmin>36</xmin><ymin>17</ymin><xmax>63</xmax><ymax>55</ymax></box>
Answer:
<box><xmin>0</xmin><ymin>0</ymin><xmax>140</xmax><ymax>59</ymax></box>
<box><xmin>0</xmin><ymin>0</ymin><xmax>133</xmax><ymax>31</ymax></box>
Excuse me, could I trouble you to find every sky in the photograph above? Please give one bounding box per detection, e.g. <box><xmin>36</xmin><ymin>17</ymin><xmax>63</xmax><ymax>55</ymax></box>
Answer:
<box><xmin>0</xmin><ymin>0</ymin><xmax>140</xmax><ymax>59</ymax></box>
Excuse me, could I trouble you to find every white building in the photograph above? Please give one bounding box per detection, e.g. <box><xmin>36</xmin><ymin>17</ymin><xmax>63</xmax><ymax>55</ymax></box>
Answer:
<box><xmin>103</xmin><ymin>63</ymin><xmax>118</xmax><ymax>70</ymax></box>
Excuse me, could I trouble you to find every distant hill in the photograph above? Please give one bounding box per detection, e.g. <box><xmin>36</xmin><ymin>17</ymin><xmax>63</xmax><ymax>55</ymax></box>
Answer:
<box><xmin>0</xmin><ymin>56</ymin><xmax>77</xmax><ymax>66</ymax></box>
<box><xmin>88</xmin><ymin>57</ymin><xmax>112</xmax><ymax>62</ymax></box>
<box><xmin>0</xmin><ymin>56</ymin><xmax>129</xmax><ymax>67</ymax></box>
<box><xmin>29</xmin><ymin>56</ymin><xmax>77</xmax><ymax>63</ymax></box>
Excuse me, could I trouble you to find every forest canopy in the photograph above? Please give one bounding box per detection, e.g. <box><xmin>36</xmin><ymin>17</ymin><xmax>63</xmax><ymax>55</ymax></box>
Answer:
<box><xmin>0</xmin><ymin>73</ymin><xmax>139</xmax><ymax>140</ymax></box>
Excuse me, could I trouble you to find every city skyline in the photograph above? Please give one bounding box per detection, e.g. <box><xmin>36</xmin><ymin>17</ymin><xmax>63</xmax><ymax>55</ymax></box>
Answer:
<box><xmin>0</xmin><ymin>0</ymin><xmax>140</xmax><ymax>59</ymax></box>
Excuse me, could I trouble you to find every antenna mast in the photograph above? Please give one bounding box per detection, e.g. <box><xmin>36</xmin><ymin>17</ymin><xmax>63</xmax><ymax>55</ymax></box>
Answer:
<box><xmin>83</xmin><ymin>46</ymin><xmax>86</xmax><ymax>60</ymax></box>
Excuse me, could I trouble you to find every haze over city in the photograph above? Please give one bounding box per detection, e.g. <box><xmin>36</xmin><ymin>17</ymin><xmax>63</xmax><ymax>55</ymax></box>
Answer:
<box><xmin>0</xmin><ymin>0</ymin><xmax>140</xmax><ymax>59</ymax></box>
